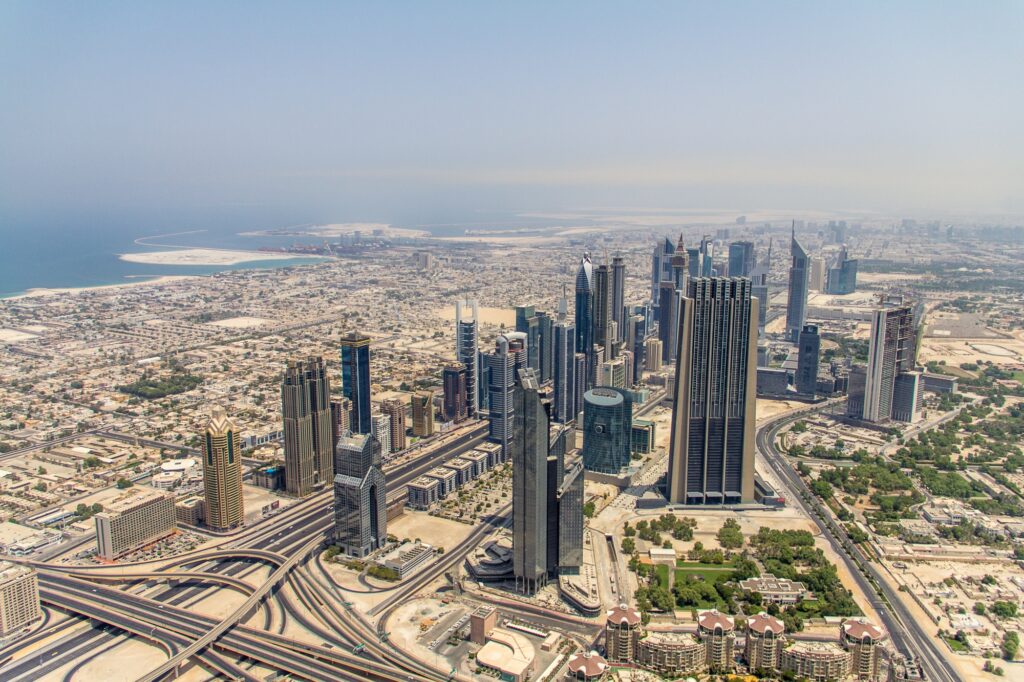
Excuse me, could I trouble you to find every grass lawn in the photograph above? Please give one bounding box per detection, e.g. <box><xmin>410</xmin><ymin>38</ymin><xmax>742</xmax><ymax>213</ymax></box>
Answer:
<box><xmin>654</xmin><ymin>564</ymin><xmax>670</xmax><ymax>588</ymax></box>
<box><xmin>674</xmin><ymin>561</ymin><xmax>735</xmax><ymax>582</ymax></box>
<box><xmin>945</xmin><ymin>637</ymin><xmax>968</xmax><ymax>652</ymax></box>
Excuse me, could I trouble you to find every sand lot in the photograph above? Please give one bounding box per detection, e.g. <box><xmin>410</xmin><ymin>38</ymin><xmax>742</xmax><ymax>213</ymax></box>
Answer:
<box><xmin>208</xmin><ymin>316</ymin><xmax>274</xmax><ymax>329</ymax></box>
<box><xmin>434</xmin><ymin>305</ymin><xmax>516</xmax><ymax>327</ymax></box>
<box><xmin>919</xmin><ymin>338</ymin><xmax>1024</xmax><ymax>365</ymax></box>
<box><xmin>389</xmin><ymin>511</ymin><xmax>475</xmax><ymax>549</ymax></box>
<box><xmin>120</xmin><ymin>248</ymin><xmax>302</xmax><ymax>266</ymax></box>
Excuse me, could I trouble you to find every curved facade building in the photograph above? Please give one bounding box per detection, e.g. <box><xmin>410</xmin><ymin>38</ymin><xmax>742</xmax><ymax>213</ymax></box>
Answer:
<box><xmin>582</xmin><ymin>387</ymin><xmax>632</xmax><ymax>474</ymax></box>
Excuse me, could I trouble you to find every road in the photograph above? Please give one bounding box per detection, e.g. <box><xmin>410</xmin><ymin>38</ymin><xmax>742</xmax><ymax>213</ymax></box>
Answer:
<box><xmin>756</xmin><ymin>408</ymin><xmax>960</xmax><ymax>682</ymax></box>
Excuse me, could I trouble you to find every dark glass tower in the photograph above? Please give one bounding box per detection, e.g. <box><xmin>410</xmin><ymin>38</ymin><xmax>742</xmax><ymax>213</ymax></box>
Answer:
<box><xmin>455</xmin><ymin>299</ymin><xmax>480</xmax><ymax>417</ymax></box>
<box><xmin>826</xmin><ymin>245</ymin><xmax>858</xmax><ymax>295</ymax></box>
<box><xmin>650</xmin><ymin>237</ymin><xmax>676</xmax><ymax>304</ymax></box>
<box><xmin>582</xmin><ymin>387</ymin><xmax>633</xmax><ymax>474</ymax></box>
<box><xmin>333</xmin><ymin>432</ymin><xmax>386</xmax><ymax>557</ymax></box>
<box><xmin>667</xmin><ymin>277</ymin><xmax>758</xmax><ymax>505</ymax></box>
<box><xmin>611</xmin><ymin>255</ymin><xmax>626</xmax><ymax>343</ymax></box>
<box><xmin>552</xmin><ymin>295</ymin><xmax>576</xmax><ymax>424</ymax></box>
<box><xmin>574</xmin><ymin>255</ymin><xmax>594</xmax><ymax>389</ymax></box>
<box><xmin>728</xmin><ymin>241</ymin><xmax>755</xmax><ymax>278</ymax></box>
<box><xmin>512</xmin><ymin>369</ymin><xmax>550</xmax><ymax>594</ymax></box>
<box><xmin>340</xmin><ymin>331</ymin><xmax>372</xmax><ymax>434</ymax></box>
<box><xmin>515</xmin><ymin>305</ymin><xmax>541</xmax><ymax>373</ymax></box>
<box><xmin>442</xmin><ymin>364</ymin><xmax>467</xmax><ymax>422</ymax></box>
<box><xmin>281</xmin><ymin>357</ymin><xmax>334</xmax><ymax>497</ymax></box>
<box><xmin>796</xmin><ymin>324</ymin><xmax>820</xmax><ymax>395</ymax></box>
<box><xmin>593</xmin><ymin>262</ymin><xmax>613</xmax><ymax>359</ymax></box>
<box><xmin>785</xmin><ymin>222</ymin><xmax>810</xmax><ymax>342</ymax></box>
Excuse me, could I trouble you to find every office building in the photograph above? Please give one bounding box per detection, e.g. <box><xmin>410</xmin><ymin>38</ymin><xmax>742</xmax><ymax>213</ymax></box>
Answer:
<box><xmin>0</xmin><ymin>562</ymin><xmax>41</xmax><ymax>637</ymax></box>
<box><xmin>552</xmin><ymin>294</ymin><xmax>577</xmax><ymax>424</ymax></box>
<box><xmin>94</xmin><ymin>488</ymin><xmax>176</xmax><ymax>561</ymax></box>
<box><xmin>750</xmin><ymin>239</ymin><xmax>772</xmax><ymax>332</ymax></box>
<box><xmin>644</xmin><ymin>337</ymin><xmax>663</xmax><ymax>371</ymax></box>
<box><xmin>484</xmin><ymin>334</ymin><xmax>526</xmax><ymax>460</ymax></box>
<box><xmin>442</xmin><ymin>365</ymin><xmax>468</xmax><ymax>423</ymax></box>
<box><xmin>593</xmin><ymin>262</ymin><xmax>613</xmax><ymax>359</ymax></box>
<box><xmin>456</xmin><ymin>299</ymin><xmax>481</xmax><ymax>417</ymax></box>
<box><xmin>745</xmin><ymin>613</ymin><xmax>786</xmax><ymax>672</ymax></box>
<box><xmin>340</xmin><ymin>331</ymin><xmax>372</xmax><ymax>434</ymax></box>
<box><xmin>892</xmin><ymin>371</ymin><xmax>923</xmax><ymax>422</ymax></box>
<box><xmin>371</xmin><ymin>412</ymin><xmax>391</xmax><ymax>456</ymax></box>
<box><xmin>329</xmin><ymin>398</ymin><xmax>350</xmax><ymax>448</ymax></box>
<box><xmin>598</xmin><ymin>356</ymin><xmax>629</xmax><ymax>389</ymax></box>
<box><xmin>556</xmin><ymin>461</ymin><xmax>584</xmax><ymax>572</ymax></box>
<box><xmin>202</xmin><ymin>407</ymin><xmax>245</xmax><ymax>531</ymax></box>
<box><xmin>573</xmin><ymin>353</ymin><xmax>588</xmax><ymax>419</ymax></box>
<box><xmin>281</xmin><ymin>357</ymin><xmax>334</xmax><ymax>497</ymax></box>
<box><xmin>575</xmin><ymin>255</ymin><xmax>595</xmax><ymax>388</ymax></box>
<box><xmin>611</xmin><ymin>255</ymin><xmax>626</xmax><ymax>342</ymax></box>
<box><xmin>631</xmin><ymin>419</ymin><xmax>656</xmax><ymax>454</ymax></box>
<box><xmin>667</xmin><ymin>278</ymin><xmax>757</xmax><ymax>505</ymax></box>
<box><xmin>826</xmin><ymin>245</ymin><xmax>858</xmax><ymax>295</ymax></box>
<box><xmin>512</xmin><ymin>369</ymin><xmax>552</xmax><ymax>594</ymax></box>
<box><xmin>516</xmin><ymin>305</ymin><xmax>541</xmax><ymax>374</ymax></box>
<box><xmin>853</xmin><ymin>305</ymin><xmax>917</xmax><ymax>422</ymax></box>
<box><xmin>333</xmin><ymin>432</ymin><xmax>387</xmax><ymax>557</ymax></box>
<box><xmin>698</xmin><ymin>610</ymin><xmax>736</xmax><ymax>671</ymax></box>
<box><xmin>728</xmin><ymin>241</ymin><xmax>755</xmax><ymax>278</ymax></box>
<box><xmin>605</xmin><ymin>604</ymin><xmax>643</xmax><ymax>664</ymax></box>
<box><xmin>657</xmin><ymin>282</ymin><xmax>678</xmax><ymax>365</ymax></box>
<box><xmin>809</xmin><ymin>256</ymin><xmax>825</xmax><ymax>291</ymax></box>
<box><xmin>537</xmin><ymin>310</ymin><xmax>554</xmax><ymax>383</ymax></box>
<box><xmin>796</xmin><ymin>325</ymin><xmax>820</xmax><ymax>395</ymax></box>
<box><xmin>381</xmin><ymin>398</ymin><xmax>407</xmax><ymax>451</ymax></box>
<box><xmin>842</xmin><ymin>619</ymin><xmax>886</xmax><ymax>680</ymax></box>
<box><xmin>470</xmin><ymin>606</ymin><xmax>498</xmax><ymax>645</ymax></box>
<box><xmin>582</xmin><ymin>388</ymin><xmax>633</xmax><ymax>474</ymax></box>
<box><xmin>650</xmin><ymin>237</ymin><xmax>677</xmax><ymax>302</ymax></box>
<box><xmin>785</xmin><ymin>223</ymin><xmax>810</xmax><ymax>342</ymax></box>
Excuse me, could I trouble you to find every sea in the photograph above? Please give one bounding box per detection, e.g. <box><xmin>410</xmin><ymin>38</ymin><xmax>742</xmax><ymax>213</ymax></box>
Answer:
<box><xmin>0</xmin><ymin>210</ymin><xmax>587</xmax><ymax>298</ymax></box>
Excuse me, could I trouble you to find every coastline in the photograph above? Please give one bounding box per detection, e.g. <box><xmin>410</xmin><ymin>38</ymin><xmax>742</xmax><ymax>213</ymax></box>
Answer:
<box><xmin>5</xmin><ymin>275</ymin><xmax>196</xmax><ymax>300</ymax></box>
<box><xmin>119</xmin><ymin>247</ymin><xmax>318</xmax><ymax>266</ymax></box>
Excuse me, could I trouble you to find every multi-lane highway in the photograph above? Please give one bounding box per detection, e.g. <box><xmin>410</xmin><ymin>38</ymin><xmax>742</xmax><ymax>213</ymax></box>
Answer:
<box><xmin>757</xmin><ymin>409</ymin><xmax>960</xmax><ymax>682</ymax></box>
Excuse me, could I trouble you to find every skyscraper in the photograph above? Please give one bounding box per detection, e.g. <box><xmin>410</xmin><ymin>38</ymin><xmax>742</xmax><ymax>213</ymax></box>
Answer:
<box><xmin>511</xmin><ymin>368</ymin><xmax>583</xmax><ymax>593</ymax></box>
<box><xmin>582</xmin><ymin>387</ymin><xmax>633</xmax><ymax>474</ymax></box>
<box><xmin>796</xmin><ymin>325</ymin><xmax>820</xmax><ymax>396</ymax></box>
<box><xmin>644</xmin><ymin>337</ymin><xmax>663</xmax><ymax>372</ymax></box>
<box><xmin>855</xmin><ymin>304</ymin><xmax>917</xmax><ymax>423</ymax></box>
<box><xmin>785</xmin><ymin>223</ymin><xmax>810</xmax><ymax>342</ymax></box>
<box><xmin>340</xmin><ymin>331</ymin><xmax>372</xmax><ymax>434</ymax></box>
<box><xmin>573</xmin><ymin>352</ymin><xmax>587</xmax><ymax>420</ymax></box>
<box><xmin>552</xmin><ymin>294</ymin><xmax>577</xmax><ymax>424</ymax></box>
<box><xmin>381</xmin><ymin>398</ymin><xmax>407</xmax><ymax>452</ymax></box>
<box><xmin>515</xmin><ymin>305</ymin><xmax>541</xmax><ymax>373</ymax></box>
<box><xmin>412</xmin><ymin>391</ymin><xmax>435</xmax><ymax>436</ymax></box>
<box><xmin>728</xmin><ymin>241</ymin><xmax>755</xmax><ymax>278</ymax></box>
<box><xmin>611</xmin><ymin>255</ymin><xmax>626</xmax><ymax>343</ymax></box>
<box><xmin>667</xmin><ymin>278</ymin><xmax>758</xmax><ymax>505</ymax></box>
<box><xmin>575</xmin><ymin>255</ymin><xmax>595</xmax><ymax>389</ymax></box>
<box><xmin>333</xmin><ymin>432</ymin><xmax>386</xmax><ymax>557</ymax></box>
<box><xmin>329</xmin><ymin>398</ymin><xmax>350</xmax><ymax>449</ymax></box>
<box><xmin>455</xmin><ymin>299</ymin><xmax>480</xmax><ymax>417</ymax></box>
<box><xmin>593</xmin><ymin>261</ymin><xmax>613</xmax><ymax>359</ymax></box>
<box><xmin>826</xmin><ymin>245</ymin><xmax>858</xmax><ymax>295</ymax></box>
<box><xmin>537</xmin><ymin>310</ymin><xmax>554</xmax><ymax>383</ymax></box>
<box><xmin>809</xmin><ymin>256</ymin><xmax>825</xmax><ymax>292</ymax></box>
<box><xmin>750</xmin><ymin>238</ymin><xmax>772</xmax><ymax>333</ymax></box>
<box><xmin>442</xmin><ymin>365</ymin><xmax>467</xmax><ymax>423</ymax></box>
<box><xmin>484</xmin><ymin>334</ymin><xmax>525</xmax><ymax>460</ymax></box>
<box><xmin>202</xmin><ymin>407</ymin><xmax>245</xmax><ymax>531</ymax></box>
<box><xmin>657</xmin><ymin>282</ymin><xmax>677</xmax><ymax>365</ymax></box>
<box><xmin>371</xmin><ymin>412</ymin><xmax>391</xmax><ymax>457</ymax></box>
<box><xmin>650</xmin><ymin>237</ymin><xmax>676</xmax><ymax>303</ymax></box>
<box><xmin>281</xmin><ymin>357</ymin><xmax>334</xmax><ymax>497</ymax></box>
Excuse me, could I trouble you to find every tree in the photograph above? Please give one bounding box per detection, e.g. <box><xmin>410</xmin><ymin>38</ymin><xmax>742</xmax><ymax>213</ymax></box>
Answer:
<box><xmin>37</xmin><ymin>466</ymin><xmax>47</xmax><ymax>475</ymax></box>
<box><xmin>34</xmin><ymin>482</ymin><xmax>47</xmax><ymax>492</ymax></box>
<box><xmin>717</xmin><ymin>519</ymin><xmax>744</xmax><ymax>549</ymax></box>
<box><xmin>1002</xmin><ymin>631</ymin><xmax>1019</xmax><ymax>660</ymax></box>
<box><xmin>583</xmin><ymin>501</ymin><xmax>596</xmax><ymax>518</ymax></box>
<box><xmin>621</xmin><ymin>537</ymin><xmax>636</xmax><ymax>554</ymax></box>
<box><xmin>116</xmin><ymin>477</ymin><xmax>133</xmax><ymax>489</ymax></box>
<box><xmin>975</xmin><ymin>602</ymin><xmax>987</xmax><ymax>615</ymax></box>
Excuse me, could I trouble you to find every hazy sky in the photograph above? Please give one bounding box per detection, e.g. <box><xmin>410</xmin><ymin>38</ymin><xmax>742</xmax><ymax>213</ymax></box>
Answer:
<box><xmin>2</xmin><ymin>2</ymin><xmax>1022</xmax><ymax>229</ymax></box>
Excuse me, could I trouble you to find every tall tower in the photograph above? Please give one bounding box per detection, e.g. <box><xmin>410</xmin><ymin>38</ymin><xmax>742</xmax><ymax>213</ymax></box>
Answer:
<box><xmin>667</xmin><ymin>278</ymin><xmax>758</xmax><ymax>505</ymax></box>
<box><xmin>281</xmin><ymin>357</ymin><xmax>334</xmax><ymax>497</ymax></box>
<box><xmin>411</xmin><ymin>391</ymin><xmax>435</xmax><ymax>436</ymax></box>
<box><xmin>574</xmin><ymin>255</ymin><xmax>595</xmax><ymax>390</ymax></box>
<box><xmin>340</xmin><ymin>331</ymin><xmax>372</xmax><ymax>434</ymax></box>
<box><xmin>512</xmin><ymin>369</ymin><xmax>550</xmax><ymax>594</ymax></box>
<box><xmin>484</xmin><ymin>334</ymin><xmax>525</xmax><ymax>460</ymax></box>
<box><xmin>728</xmin><ymin>241</ymin><xmax>755</xmax><ymax>278</ymax></box>
<box><xmin>785</xmin><ymin>222</ymin><xmax>810</xmax><ymax>342</ymax></box>
<box><xmin>381</xmin><ymin>398</ymin><xmax>407</xmax><ymax>452</ymax></box>
<box><xmin>796</xmin><ymin>325</ymin><xmax>820</xmax><ymax>396</ymax></box>
<box><xmin>515</xmin><ymin>305</ymin><xmax>541</xmax><ymax>373</ymax></box>
<box><xmin>593</xmin><ymin>261</ymin><xmax>613</xmax><ymax>360</ymax></box>
<box><xmin>862</xmin><ymin>304</ymin><xmax>916</xmax><ymax>422</ymax></box>
<box><xmin>455</xmin><ymin>299</ymin><xmax>480</xmax><ymax>417</ymax></box>
<box><xmin>611</xmin><ymin>255</ymin><xmax>626</xmax><ymax>343</ymax></box>
<box><xmin>442</xmin><ymin>365</ymin><xmax>467</xmax><ymax>423</ymax></box>
<box><xmin>333</xmin><ymin>433</ymin><xmax>386</xmax><ymax>557</ymax></box>
<box><xmin>650</xmin><ymin>237</ymin><xmax>676</xmax><ymax>303</ymax></box>
<box><xmin>202</xmin><ymin>407</ymin><xmax>244</xmax><ymax>531</ymax></box>
<box><xmin>582</xmin><ymin>387</ymin><xmax>633</xmax><ymax>474</ymax></box>
<box><xmin>552</xmin><ymin>292</ymin><xmax>577</xmax><ymax>424</ymax></box>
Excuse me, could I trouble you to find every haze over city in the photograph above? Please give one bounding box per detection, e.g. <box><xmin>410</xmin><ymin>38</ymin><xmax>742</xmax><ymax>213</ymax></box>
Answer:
<box><xmin>2</xmin><ymin>4</ymin><xmax>1024</xmax><ymax>682</ymax></box>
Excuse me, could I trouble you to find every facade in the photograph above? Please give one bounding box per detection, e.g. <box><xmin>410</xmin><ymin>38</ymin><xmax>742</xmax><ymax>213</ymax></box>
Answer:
<box><xmin>94</xmin><ymin>488</ymin><xmax>176</xmax><ymax>560</ymax></box>
<box><xmin>0</xmin><ymin>562</ymin><xmax>41</xmax><ymax>637</ymax></box>
<box><xmin>856</xmin><ymin>305</ymin><xmax>917</xmax><ymax>422</ymax></box>
<box><xmin>340</xmin><ymin>331</ymin><xmax>372</xmax><ymax>434</ymax></box>
<box><xmin>796</xmin><ymin>324</ymin><xmax>821</xmax><ymax>395</ymax></box>
<box><xmin>750</xmin><ymin>240</ymin><xmax>771</xmax><ymax>332</ymax></box>
<box><xmin>407</xmin><ymin>476</ymin><xmax>440</xmax><ymax>509</ymax></box>
<box><xmin>281</xmin><ymin>357</ymin><xmax>334</xmax><ymax>497</ymax></box>
<box><xmin>826</xmin><ymin>245</ymin><xmax>858</xmax><ymax>295</ymax></box>
<box><xmin>552</xmin><ymin>295</ymin><xmax>577</xmax><ymax>424</ymax></box>
<box><xmin>381</xmin><ymin>398</ymin><xmax>407</xmax><ymax>452</ymax></box>
<box><xmin>455</xmin><ymin>299</ymin><xmax>480</xmax><ymax>417</ymax></box>
<box><xmin>593</xmin><ymin>263</ymin><xmax>613</xmax><ymax>360</ymax></box>
<box><xmin>892</xmin><ymin>371</ymin><xmax>923</xmax><ymax>422</ymax></box>
<box><xmin>697</xmin><ymin>610</ymin><xmax>736</xmax><ymax>671</ymax></box>
<box><xmin>332</xmin><ymin>433</ymin><xmax>387</xmax><ymax>557</ymax></box>
<box><xmin>785</xmin><ymin>224</ymin><xmax>810</xmax><ymax>342</ymax></box>
<box><xmin>575</xmin><ymin>255</ymin><xmax>595</xmax><ymax>390</ymax></box>
<box><xmin>745</xmin><ymin>613</ymin><xmax>786</xmax><ymax>671</ymax></box>
<box><xmin>644</xmin><ymin>337</ymin><xmax>663</xmax><ymax>371</ymax></box>
<box><xmin>442</xmin><ymin>365</ymin><xmax>468</xmax><ymax>423</ymax></box>
<box><xmin>371</xmin><ymin>412</ymin><xmax>392</xmax><ymax>457</ymax></box>
<box><xmin>512</xmin><ymin>369</ymin><xmax>552</xmax><ymax>594</ymax></box>
<box><xmin>485</xmin><ymin>334</ymin><xmax>525</xmax><ymax>459</ymax></box>
<box><xmin>637</xmin><ymin>631</ymin><xmax>706</xmax><ymax>676</ymax></box>
<box><xmin>604</xmin><ymin>604</ymin><xmax>642</xmax><ymax>663</ymax></box>
<box><xmin>582</xmin><ymin>388</ymin><xmax>633</xmax><ymax>474</ymax></box>
<box><xmin>411</xmin><ymin>391</ymin><xmax>435</xmax><ymax>437</ymax></box>
<box><xmin>573</xmin><ymin>353</ymin><xmax>588</xmax><ymax>420</ymax></box>
<box><xmin>611</xmin><ymin>255</ymin><xmax>626</xmax><ymax>343</ymax></box>
<box><xmin>728</xmin><ymin>241</ymin><xmax>755</xmax><ymax>278</ymax></box>
<box><xmin>657</xmin><ymin>282</ymin><xmax>678</xmax><ymax>366</ymax></box>
<box><xmin>556</xmin><ymin>461</ymin><xmax>584</xmax><ymax>572</ymax></box>
<box><xmin>329</xmin><ymin>398</ymin><xmax>351</xmax><ymax>448</ymax></box>
<box><xmin>650</xmin><ymin>237</ymin><xmax>676</xmax><ymax>302</ymax></box>
<box><xmin>667</xmin><ymin>278</ymin><xmax>758</xmax><ymax>505</ymax></box>
<box><xmin>631</xmin><ymin>419</ymin><xmax>656</xmax><ymax>454</ymax></box>
<box><xmin>516</xmin><ymin>305</ymin><xmax>541</xmax><ymax>374</ymax></box>
<box><xmin>842</xmin><ymin>618</ymin><xmax>886</xmax><ymax>681</ymax></box>
<box><xmin>810</xmin><ymin>256</ymin><xmax>826</xmax><ymax>291</ymax></box>
<box><xmin>780</xmin><ymin>641</ymin><xmax>850</xmax><ymax>682</ymax></box>
<box><xmin>201</xmin><ymin>407</ymin><xmax>245</xmax><ymax>531</ymax></box>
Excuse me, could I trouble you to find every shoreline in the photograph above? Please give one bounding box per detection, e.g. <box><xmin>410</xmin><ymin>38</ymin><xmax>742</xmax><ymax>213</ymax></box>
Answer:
<box><xmin>119</xmin><ymin>247</ymin><xmax>320</xmax><ymax>266</ymax></box>
<box><xmin>4</xmin><ymin>275</ymin><xmax>196</xmax><ymax>300</ymax></box>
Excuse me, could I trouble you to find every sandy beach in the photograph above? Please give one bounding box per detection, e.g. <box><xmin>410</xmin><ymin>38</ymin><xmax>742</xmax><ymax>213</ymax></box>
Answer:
<box><xmin>120</xmin><ymin>248</ymin><xmax>309</xmax><ymax>266</ymax></box>
<box><xmin>7</xmin><ymin>275</ymin><xmax>194</xmax><ymax>299</ymax></box>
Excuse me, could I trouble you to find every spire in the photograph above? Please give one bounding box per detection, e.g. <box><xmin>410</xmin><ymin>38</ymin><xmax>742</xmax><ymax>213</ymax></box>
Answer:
<box><xmin>791</xmin><ymin>219</ymin><xmax>796</xmax><ymax>243</ymax></box>
<box><xmin>558</xmin><ymin>285</ymin><xmax>568</xmax><ymax>319</ymax></box>
<box><xmin>676</xmin><ymin>232</ymin><xmax>685</xmax><ymax>252</ymax></box>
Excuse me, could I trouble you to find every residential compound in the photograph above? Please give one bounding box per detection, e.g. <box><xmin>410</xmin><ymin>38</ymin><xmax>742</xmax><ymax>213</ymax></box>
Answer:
<box><xmin>94</xmin><ymin>487</ymin><xmax>176</xmax><ymax>560</ymax></box>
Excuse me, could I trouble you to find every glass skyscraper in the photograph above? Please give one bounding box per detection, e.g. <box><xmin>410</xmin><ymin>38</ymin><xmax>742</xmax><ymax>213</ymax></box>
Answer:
<box><xmin>582</xmin><ymin>387</ymin><xmax>633</xmax><ymax>474</ymax></box>
<box><xmin>340</xmin><ymin>331</ymin><xmax>372</xmax><ymax>435</ymax></box>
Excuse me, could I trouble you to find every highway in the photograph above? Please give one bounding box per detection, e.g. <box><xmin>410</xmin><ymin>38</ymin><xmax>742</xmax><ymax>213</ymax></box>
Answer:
<box><xmin>756</xmin><ymin>409</ymin><xmax>960</xmax><ymax>682</ymax></box>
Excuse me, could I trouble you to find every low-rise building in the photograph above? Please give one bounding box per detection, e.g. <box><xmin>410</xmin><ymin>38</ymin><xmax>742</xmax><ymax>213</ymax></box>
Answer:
<box><xmin>174</xmin><ymin>496</ymin><xmax>205</xmax><ymax>526</ymax></box>
<box><xmin>406</xmin><ymin>476</ymin><xmax>441</xmax><ymax>509</ymax></box>
<box><xmin>95</xmin><ymin>488</ymin><xmax>176</xmax><ymax>560</ymax></box>
<box><xmin>464</xmin><ymin>449</ymin><xmax>491</xmax><ymax>478</ymax></box>
<box><xmin>0</xmin><ymin>561</ymin><xmax>41</xmax><ymax>637</ymax></box>
<box><xmin>470</xmin><ymin>605</ymin><xmax>498</xmax><ymax>644</ymax></box>
<box><xmin>566</xmin><ymin>651</ymin><xmax>608</xmax><ymax>680</ymax></box>
<box><xmin>477</xmin><ymin>441</ymin><xmax>503</xmax><ymax>468</ymax></box>
<box><xmin>375</xmin><ymin>542</ymin><xmax>434</xmax><ymax>579</ymax></box>
<box><xmin>425</xmin><ymin>467</ymin><xmax>457</xmax><ymax>497</ymax></box>
<box><xmin>738</xmin><ymin>573</ymin><xmax>811</xmax><ymax>604</ymax></box>
<box><xmin>630</xmin><ymin>419</ymin><xmax>656</xmax><ymax>455</ymax></box>
<box><xmin>444</xmin><ymin>457</ymin><xmax>475</xmax><ymax>487</ymax></box>
<box><xmin>477</xmin><ymin>627</ymin><xmax>535</xmax><ymax>682</ymax></box>
<box><xmin>252</xmin><ymin>465</ymin><xmax>285</xmax><ymax>490</ymax></box>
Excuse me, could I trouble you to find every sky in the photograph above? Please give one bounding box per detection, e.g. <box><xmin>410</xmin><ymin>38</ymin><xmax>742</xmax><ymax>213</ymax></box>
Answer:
<box><xmin>1</xmin><ymin>1</ymin><xmax>1023</xmax><ymax>232</ymax></box>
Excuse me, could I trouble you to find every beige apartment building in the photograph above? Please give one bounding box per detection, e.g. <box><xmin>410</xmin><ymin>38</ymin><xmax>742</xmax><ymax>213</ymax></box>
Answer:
<box><xmin>95</xmin><ymin>488</ymin><xmax>176</xmax><ymax>560</ymax></box>
<box><xmin>0</xmin><ymin>561</ymin><xmax>41</xmax><ymax>637</ymax></box>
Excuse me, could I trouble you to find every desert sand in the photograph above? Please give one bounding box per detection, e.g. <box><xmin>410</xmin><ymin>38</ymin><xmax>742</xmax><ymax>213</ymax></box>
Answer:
<box><xmin>120</xmin><ymin>248</ymin><xmax>306</xmax><ymax>266</ymax></box>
